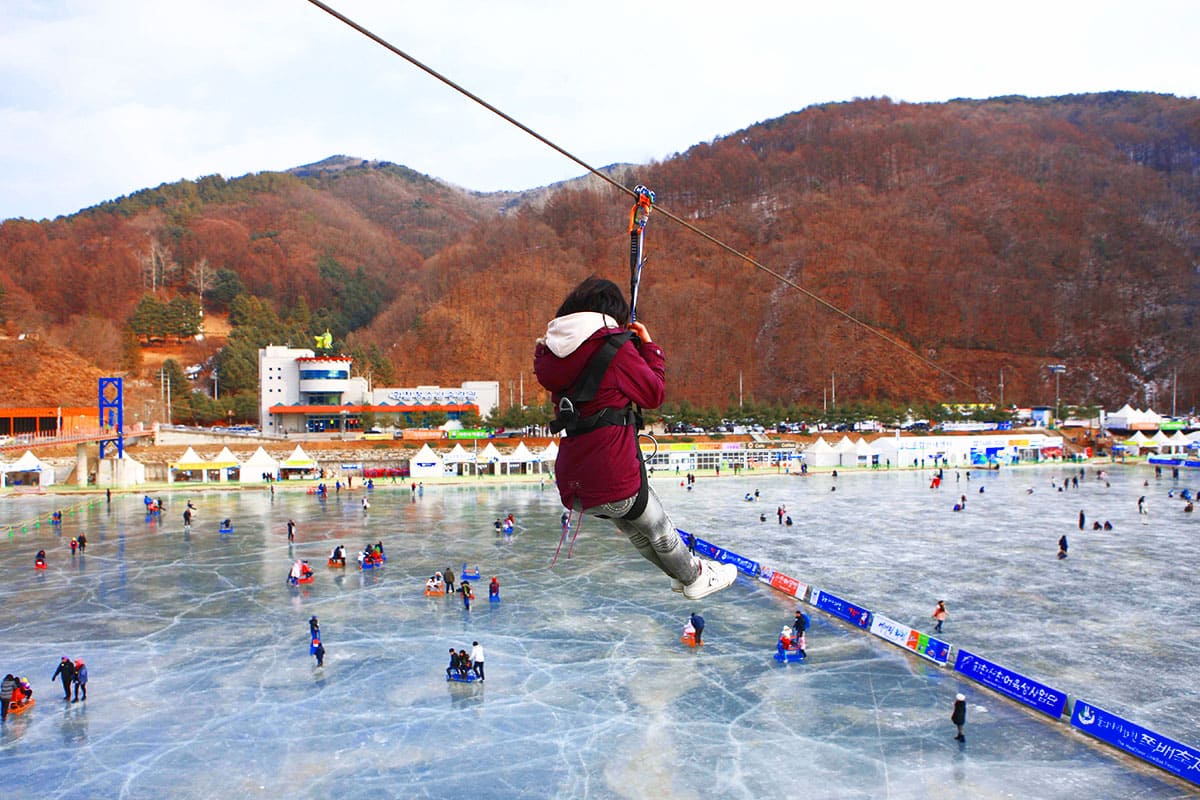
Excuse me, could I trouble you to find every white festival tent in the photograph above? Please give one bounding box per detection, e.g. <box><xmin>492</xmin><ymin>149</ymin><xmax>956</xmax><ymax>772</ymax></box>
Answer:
<box><xmin>1147</xmin><ymin>431</ymin><xmax>1172</xmax><ymax>453</ymax></box>
<box><xmin>802</xmin><ymin>437</ymin><xmax>839</xmax><ymax>468</ymax></box>
<box><xmin>2</xmin><ymin>450</ymin><xmax>54</xmax><ymax>488</ymax></box>
<box><xmin>441</xmin><ymin>443</ymin><xmax>474</xmax><ymax>476</ymax></box>
<box><xmin>408</xmin><ymin>443</ymin><xmax>443</xmax><ymax>479</ymax></box>
<box><xmin>1120</xmin><ymin>431</ymin><xmax>1153</xmax><ymax>455</ymax></box>
<box><xmin>279</xmin><ymin>445</ymin><xmax>319</xmax><ymax>479</ymax></box>
<box><xmin>442</xmin><ymin>443</ymin><xmax>472</xmax><ymax>463</ymax></box>
<box><xmin>853</xmin><ymin>437</ymin><xmax>881</xmax><ymax>466</ymax></box>
<box><xmin>168</xmin><ymin>446</ymin><xmax>210</xmax><ymax>483</ymax></box>
<box><xmin>241</xmin><ymin>447</ymin><xmax>281</xmax><ymax>484</ymax></box>
<box><xmin>1165</xmin><ymin>431</ymin><xmax>1191</xmax><ymax>452</ymax></box>
<box><xmin>210</xmin><ymin>447</ymin><xmax>241</xmax><ymax>482</ymax></box>
<box><xmin>539</xmin><ymin>440</ymin><xmax>559</xmax><ymax>467</ymax></box>
<box><xmin>1107</xmin><ymin>405</ymin><xmax>1164</xmax><ymax>431</ymax></box>
<box><xmin>476</xmin><ymin>442</ymin><xmax>503</xmax><ymax>475</ymax></box>
<box><xmin>834</xmin><ymin>436</ymin><xmax>858</xmax><ymax>455</ymax></box>
<box><xmin>501</xmin><ymin>441</ymin><xmax>540</xmax><ymax>475</ymax></box>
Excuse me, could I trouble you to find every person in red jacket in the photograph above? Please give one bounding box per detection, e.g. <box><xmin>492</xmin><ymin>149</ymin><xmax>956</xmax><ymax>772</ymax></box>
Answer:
<box><xmin>534</xmin><ymin>276</ymin><xmax>737</xmax><ymax>600</ymax></box>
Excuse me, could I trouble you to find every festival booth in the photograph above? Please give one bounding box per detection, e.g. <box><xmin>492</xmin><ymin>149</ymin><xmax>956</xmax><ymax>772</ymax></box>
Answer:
<box><xmin>168</xmin><ymin>447</ymin><xmax>210</xmax><ymax>484</ymax></box>
<box><xmin>279</xmin><ymin>445</ymin><xmax>320</xmax><ymax>480</ymax></box>
<box><xmin>408</xmin><ymin>443</ymin><xmax>443</xmax><ymax>479</ymax></box>
<box><xmin>2</xmin><ymin>450</ymin><xmax>55</xmax><ymax>488</ymax></box>
<box><xmin>853</xmin><ymin>437</ymin><xmax>881</xmax><ymax>467</ymax></box>
<box><xmin>539</xmin><ymin>440</ymin><xmax>558</xmax><ymax>473</ymax></box>
<box><xmin>501</xmin><ymin>441</ymin><xmax>538</xmax><ymax>475</ymax></box>
<box><xmin>1166</xmin><ymin>431</ymin><xmax>1193</xmax><ymax>454</ymax></box>
<box><xmin>802</xmin><ymin>437</ymin><xmax>839</xmax><ymax>468</ymax></box>
<box><xmin>475</xmin><ymin>442</ymin><xmax>503</xmax><ymax>476</ymax></box>
<box><xmin>441</xmin><ymin>443</ymin><xmax>474</xmax><ymax>476</ymax></box>
<box><xmin>833</xmin><ymin>436</ymin><xmax>859</xmax><ymax>467</ymax></box>
<box><xmin>1147</xmin><ymin>430</ymin><xmax>1173</xmax><ymax>454</ymax></box>
<box><xmin>1120</xmin><ymin>431</ymin><xmax>1153</xmax><ymax>456</ymax></box>
<box><xmin>210</xmin><ymin>447</ymin><xmax>242</xmax><ymax>483</ymax></box>
<box><xmin>240</xmin><ymin>447</ymin><xmax>280</xmax><ymax>484</ymax></box>
<box><xmin>1106</xmin><ymin>405</ymin><xmax>1164</xmax><ymax>432</ymax></box>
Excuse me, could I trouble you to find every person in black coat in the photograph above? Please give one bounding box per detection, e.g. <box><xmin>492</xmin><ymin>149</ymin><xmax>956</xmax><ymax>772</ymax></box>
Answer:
<box><xmin>951</xmin><ymin>693</ymin><xmax>967</xmax><ymax>741</ymax></box>
<box><xmin>444</xmin><ymin>567</ymin><xmax>455</xmax><ymax>595</ymax></box>
<box><xmin>689</xmin><ymin>612</ymin><xmax>705</xmax><ymax>645</ymax></box>
<box><xmin>791</xmin><ymin>609</ymin><xmax>808</xmax><ymax>640</ymax></box>
<box><xmin>51</xmin><ymin>656</ymin><xmax>75</xmax><ymax>700</ymax></box>
<box><xmin>1</xmin><ymin>673</ymin><xmax>15</xmax><ymax>722</ymax></box>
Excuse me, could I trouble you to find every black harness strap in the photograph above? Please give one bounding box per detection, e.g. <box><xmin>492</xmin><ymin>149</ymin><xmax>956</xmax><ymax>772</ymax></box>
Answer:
<box><xmin>550</xmin><ymin>332</ymin><xmax>635</xmax><ymax>435</ymax></box>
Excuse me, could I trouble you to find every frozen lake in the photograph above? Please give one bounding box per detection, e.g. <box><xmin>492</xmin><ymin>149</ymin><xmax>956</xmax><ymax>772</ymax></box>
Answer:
<box><xmin>1</xmin><ymin>464</ymin><xmax>1197</xmax><ymax>799</ymax></box>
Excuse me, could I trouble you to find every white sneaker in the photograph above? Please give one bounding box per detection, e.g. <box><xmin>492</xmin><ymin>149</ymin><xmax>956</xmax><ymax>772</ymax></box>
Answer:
<box><xmin>683</xmin><ymin>559</ymin><xmax>738</xmax><ymax>600</ymax></box>
<box><xmin>671</xmin><ymin>577</ymin><xmax>685</xmax><ymax>593</ymax></box>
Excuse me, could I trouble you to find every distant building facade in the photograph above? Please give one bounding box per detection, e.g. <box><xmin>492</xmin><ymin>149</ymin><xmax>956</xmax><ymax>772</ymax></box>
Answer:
<box><xmin>257</xmin><ymin>345</ymin><xmax>499</xmax><ymax>435</ymax></box>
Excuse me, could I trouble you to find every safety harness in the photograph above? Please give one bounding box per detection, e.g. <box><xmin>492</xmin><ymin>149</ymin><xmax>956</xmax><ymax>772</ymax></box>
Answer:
<box><xmin>550</xmin><ymin>331</ymin><xmax>641</xmax><ymax>436</ymax></box>
<box><xmin>551</xmin><ymin>185</ymin><xmax>656</xmax><ymax>564</ymax></box>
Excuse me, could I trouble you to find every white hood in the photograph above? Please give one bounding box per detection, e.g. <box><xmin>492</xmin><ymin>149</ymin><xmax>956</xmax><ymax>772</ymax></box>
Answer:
<box><xmin>539</xmin><ymin>312</ymin><xmax>618</xmax><ymax>358</ymax></box>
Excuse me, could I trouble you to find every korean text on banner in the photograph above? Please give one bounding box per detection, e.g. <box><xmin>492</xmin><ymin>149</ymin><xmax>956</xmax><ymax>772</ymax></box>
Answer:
<box><xmin>757</xmin><ymin>566</ymin><xmax>806</xmax><ymax>600</ymax></box>
<box><xmin>676</xmin><ymin>530</ymin><xmax>761</xmax><ymax>576</ymax></box>
<box><xmin>1071</xmin><ymin>700</ymin><xmax>1200</xmax><ymax>786</ymax></box>
<box><xmin>953</xmin><ymin>648</ymin><xmax>1066</xmax><ymax>718</ymax></box>
<box><xmin>869</xmin><ymin>613</ymin><xmax>950</xmax><ymax>665</ymax></box>
<box><xmin>810</xmin><ymin>588</ymin><xmax>872</xmax><ymax>629</ymax></box>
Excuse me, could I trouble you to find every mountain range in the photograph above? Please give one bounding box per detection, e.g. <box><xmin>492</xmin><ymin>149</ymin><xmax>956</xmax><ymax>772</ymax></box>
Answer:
<box><xmin>1</xmin><ymin>91</ymin><xmax>1196</xmax><ymax>415</ymax></box>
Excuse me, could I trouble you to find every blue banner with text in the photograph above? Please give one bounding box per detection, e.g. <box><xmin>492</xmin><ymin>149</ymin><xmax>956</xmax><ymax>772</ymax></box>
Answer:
<box><xmin>1071</xmin><ymin>700</ymin><xmax>1200</xmax><ymax>786</ymax></box>
<box><xmin>953</xmin><ymin>648</ymin><xmax>1066</xmax><ymax>718</ymax></box>
<box><xmin>809</xmin><ymin>588</ymin><xmax>872</xmax><ymax>629</ymax></box>
<box><xmin>677</xmin><ymin>530</ymin><xmax>761</xmax><ymax>576</ymax></box>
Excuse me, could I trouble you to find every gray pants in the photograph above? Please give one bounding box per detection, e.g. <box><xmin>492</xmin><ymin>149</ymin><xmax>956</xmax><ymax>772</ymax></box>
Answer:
<box><xmin>581</xmin><ymin>484</ymin><xmax>700</xmax><ymax>584</ymax></box>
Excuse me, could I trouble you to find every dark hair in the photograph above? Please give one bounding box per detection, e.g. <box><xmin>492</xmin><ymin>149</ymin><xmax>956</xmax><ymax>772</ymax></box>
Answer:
<box><xmin>556</xmin><ymin>276</ymin><xmax>629</xmax><ymax>322</ymax></box>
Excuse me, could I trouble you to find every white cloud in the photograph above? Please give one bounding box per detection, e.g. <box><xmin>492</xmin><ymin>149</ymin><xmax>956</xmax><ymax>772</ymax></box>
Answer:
<box><xmin>2</xmin><ymin>0</ymin><xmax>1198</xmax><ymax>219</ymax></box>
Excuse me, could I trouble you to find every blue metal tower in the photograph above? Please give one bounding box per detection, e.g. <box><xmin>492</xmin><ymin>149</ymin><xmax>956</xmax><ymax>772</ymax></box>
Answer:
<box><xmin>98</xmin><ymin>377</ymin><xmax>124</xmax><ymax>458</ymax></box>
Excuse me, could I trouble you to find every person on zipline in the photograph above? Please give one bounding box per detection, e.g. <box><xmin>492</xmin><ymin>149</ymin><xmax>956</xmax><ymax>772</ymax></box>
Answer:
<box><xmin>534</xmin><ymin>276</ymin><xmax>737</xmax><ymax>600</ymax></box>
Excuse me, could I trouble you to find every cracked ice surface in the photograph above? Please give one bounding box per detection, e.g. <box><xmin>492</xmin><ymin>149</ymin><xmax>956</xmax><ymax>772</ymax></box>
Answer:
<box><xmin>0</xmin><ymin>466</ymin><xmax>1196</xmax><ymax>799</ymax></box>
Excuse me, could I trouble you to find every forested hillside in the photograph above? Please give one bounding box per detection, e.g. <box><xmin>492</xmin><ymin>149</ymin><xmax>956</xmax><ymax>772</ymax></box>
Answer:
<box><xmin>1</xmin><ymin>92</ymin><xmax>1196</xmax><ymax>420</ymax></box>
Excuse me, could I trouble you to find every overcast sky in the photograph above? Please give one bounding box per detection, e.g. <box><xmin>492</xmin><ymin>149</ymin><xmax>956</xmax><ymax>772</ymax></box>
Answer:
<box><xmin>2</xmin><ymin>0</ymin><xmax>1198</xmax><ymax>221</ymax></box>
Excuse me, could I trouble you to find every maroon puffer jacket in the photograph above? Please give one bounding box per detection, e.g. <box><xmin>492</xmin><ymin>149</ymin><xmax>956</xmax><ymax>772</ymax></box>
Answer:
<box><xmin>534</xmin><ymin>317</ymin><xmax>665</xmax><ymax>511</ymax></box>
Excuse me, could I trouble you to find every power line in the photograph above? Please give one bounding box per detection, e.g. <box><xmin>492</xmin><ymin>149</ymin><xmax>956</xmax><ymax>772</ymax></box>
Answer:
<box><xmin>303</xmin><ymin>0</ymin><xmax>973</xmax><ymax>391</ymax></box>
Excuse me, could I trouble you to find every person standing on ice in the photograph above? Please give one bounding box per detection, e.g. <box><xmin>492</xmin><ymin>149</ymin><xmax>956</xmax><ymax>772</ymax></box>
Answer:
<box><xmin>951</xmin><ymin>693</ymin><xmax>967</xmax><ymax>741</ymax></box>
<box><xmin>0</xmin><ymin>674</ymin><xmax>15</xmax><ymax>722</ymax></box>
<box><xmin>534</xmin><ymin>276</ymin><xmax>737</xmax><ymax>600</ymax></box>
<box><xmin>72</xmin><ymin>659</ymin><xmax>87</xmax><ymax>702</ymax></box>
<box><xmin>51</xmin><ymin>656</ymin><xmax>75</xmax><ymax>700</ymax></box>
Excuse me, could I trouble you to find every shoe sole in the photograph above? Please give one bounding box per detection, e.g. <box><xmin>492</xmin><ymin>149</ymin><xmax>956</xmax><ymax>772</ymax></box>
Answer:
<box><xmin>683</xmin><ymin>564</ymin><xmax>738</xmax><ymax>600</ymax></box>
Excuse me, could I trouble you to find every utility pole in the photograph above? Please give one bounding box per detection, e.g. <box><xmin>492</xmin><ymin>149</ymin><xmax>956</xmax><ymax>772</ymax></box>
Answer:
<box><xmin>1047</xmin><ymin>364</ymin><xmax>1066</xmax><ymax>425</ymax></box>
<box><xmin>831</xmin><ymin>371</ymin><xmax>836</xmax><ymax>409</ymax></box>
<box><xmin>739</xmin><ymin>371</ymin><xmax>743</xmax><ymax>409</ymax></box>
<box><xmin>999</xmin><ymin>368</ymin><xmax>1004</xmax><ymax>409</ymax></box>
<box><xmin>1172</xmin><ymin>369</ymin><xmax>1177</xmax><ymax>418</ymax></box>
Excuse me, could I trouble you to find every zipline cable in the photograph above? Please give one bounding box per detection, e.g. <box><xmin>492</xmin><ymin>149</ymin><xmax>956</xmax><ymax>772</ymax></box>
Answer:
<box><xmin>303</xmin><ymin>0</ymin><xmax>973</xmax><ymax>391</ymax></box>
